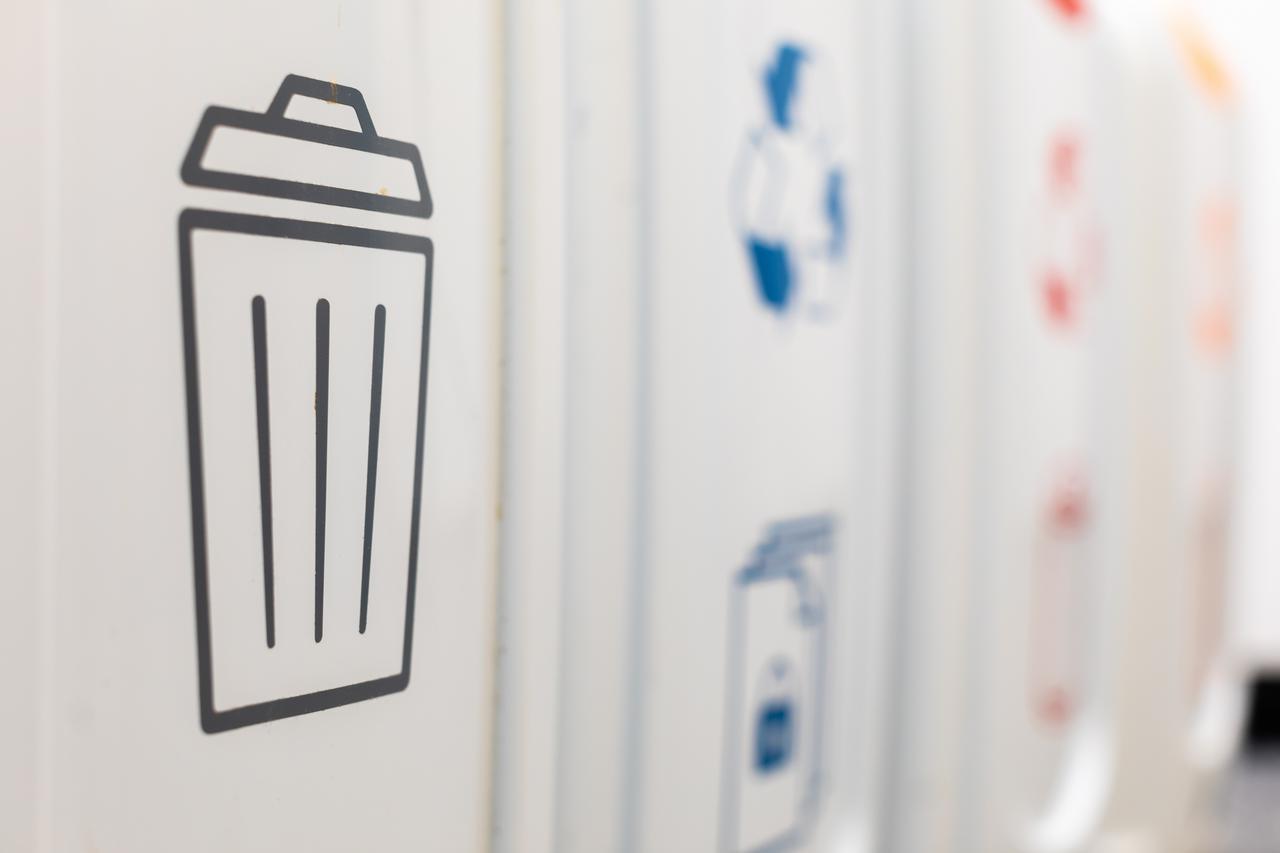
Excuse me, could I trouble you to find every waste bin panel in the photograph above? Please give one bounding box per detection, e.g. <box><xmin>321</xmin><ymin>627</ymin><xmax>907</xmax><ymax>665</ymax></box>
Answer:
<box><xmin>1091</xmin><ymin>12</ymin><xmax>1244</xmax><ymax>848</ymax></box>
<box><xmin>29</xmin><ymin>3</ymin><xmax>501</xmax><ymax>851</ymax></box>
<box><xmin>969</xmin><ymin>1</ymin><xmax>1117</xmax><ymax>849</ymax></box>
<box><xmin>632</xmin><ymin>0</ymin><xmax>874</xmax><ymax>850</ymax></box>
<box><xmin>1162</xmin><ymin>15</ymin><xmax>1239</xmax><ymax>761</ymax></box>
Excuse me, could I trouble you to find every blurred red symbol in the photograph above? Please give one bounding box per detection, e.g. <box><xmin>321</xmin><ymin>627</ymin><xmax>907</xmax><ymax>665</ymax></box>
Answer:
<box><xmin>1050</xmin><ymin>135</ymin><xmax>1079</xmax><ymax>195</ymax></box>
<box><xmin>1039</xmin><ymin>131</ymin><xmax>1100</xmax><ymax>332</ymax></box>
<box><xmin>1031</xmin><ymin>470</ymin><xmax>1090</xmax><ymax>731</ymax></box>
<box><xmin>1047</xmin><ymin>0</ymin><xmax>1088</xmax><ymax>22</ymax></box>
<box><xmin>1042</xmin><ymin>270</ymin><xmax>1076</xmax><ymax>327</ymax></box>
<box><xmin>1049</xmin><ymin>477</ymin><xmax>1088</xmax><ymax>531</ymax></box>
<box><xmin>1039</xmin><ymin>687</ymin><xmax>1074</xmax><ymax>728</ymax></box>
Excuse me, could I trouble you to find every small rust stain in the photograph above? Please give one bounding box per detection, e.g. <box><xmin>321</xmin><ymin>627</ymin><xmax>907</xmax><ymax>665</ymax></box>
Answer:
<box><xmin>378</xmin><ymin>187</ymin><xmax>389</xmax><ymax>196</ymax></box>
<box><xmin>327</xmin><ymin>80</ymin><xmax>339</xmax><ymax>104</ymax></box>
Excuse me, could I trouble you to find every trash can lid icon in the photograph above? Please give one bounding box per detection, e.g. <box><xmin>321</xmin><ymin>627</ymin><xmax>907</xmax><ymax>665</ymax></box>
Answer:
<box><xmin>181</xmin><ymin>74</ymin><xmax>432</xmax><ymax>219</ymax></box>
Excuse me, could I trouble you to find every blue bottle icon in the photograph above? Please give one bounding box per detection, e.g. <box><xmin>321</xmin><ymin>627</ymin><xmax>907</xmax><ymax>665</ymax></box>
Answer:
<box><xmin>753</xmin><ymin>658</ymin><xmax>798</xmax><ymax>774</ymax></box>
<box><xmin>721</xmin><ymin>516</ymin><xmax>832</xmax><ymax>852</ymax></box>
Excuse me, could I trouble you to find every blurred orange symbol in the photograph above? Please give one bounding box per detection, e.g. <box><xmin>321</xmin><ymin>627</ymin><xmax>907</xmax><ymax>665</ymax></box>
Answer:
<box><xmin>1195</xmin><ymin>197</ymin><xmax>1236</xmax><ymax>356</ymax></box>
<box><xmin>1196</xmin><ymin>299</ymin><xmax>1232</xmax><ymax>354</ymax></box>
<box><xmin>1171</xmin><ymin>12</ymin><xmax>1234</xmax><ymax>105</ymax></box>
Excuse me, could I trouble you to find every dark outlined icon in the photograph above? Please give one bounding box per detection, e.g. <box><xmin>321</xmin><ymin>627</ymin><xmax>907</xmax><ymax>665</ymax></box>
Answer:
<box><xmin>720</xmin><ymin>516</ymin><xmax>832</xmax><ymax>853</ymax></box>
<box><xmin>178</xmin><ymin>75</ymin><xmax>433</xmax><ymax>734</ymax></box>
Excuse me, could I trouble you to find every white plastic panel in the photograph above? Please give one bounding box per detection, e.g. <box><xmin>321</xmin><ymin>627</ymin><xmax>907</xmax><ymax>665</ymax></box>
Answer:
<box><xmin>7</xmin><ymin>2</ymin><xmax>503</xmax><ymax>850</ymax></box>
<box><xmin>628</xmin><ymin>0</ymin><xmax>888</xmax><ymax>851</ymax></box>
<box><xmin>1088</xmin><ymin>7</ymin><xmax>1245</xmax><ymax>850</ymax></box>
<box><xmin>968</xmin><ymin>1</ymin><xmax>1119</xmax><ymax>850</ymax></box>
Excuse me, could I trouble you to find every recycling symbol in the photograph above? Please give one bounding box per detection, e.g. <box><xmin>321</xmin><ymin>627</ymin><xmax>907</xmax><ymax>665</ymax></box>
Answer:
<box><xmin>733</xmin><ymin>42</ymin><xmax>850</xmax><ymax>320</ymax></box>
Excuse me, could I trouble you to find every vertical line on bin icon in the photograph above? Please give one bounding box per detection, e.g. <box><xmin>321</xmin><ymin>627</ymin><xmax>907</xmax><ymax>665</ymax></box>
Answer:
<box><xmin>315</xmin><ymin>298</ymin><xmax>331</xmax><ymax>643</ymax></box>
<box><xmin>360</xmin><ymin>304</ymin><xmax>387</xmax><ymax>633</ymax></box>
<box><xmin>250</xmin><ymin>296</ymin><xmax>277</xmax><ymax>649</ymax></box>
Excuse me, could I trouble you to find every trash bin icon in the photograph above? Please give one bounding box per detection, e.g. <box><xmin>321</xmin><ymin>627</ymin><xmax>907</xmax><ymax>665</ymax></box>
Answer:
<box><xmin>177</xmin><ymin>75</ymin><xmax>433</xmax><ymax>733</ymax></box>
<box><xmin>721</xmin><ymin>516</ymin><xmax>832</xmax><ymax>853</ymax></box>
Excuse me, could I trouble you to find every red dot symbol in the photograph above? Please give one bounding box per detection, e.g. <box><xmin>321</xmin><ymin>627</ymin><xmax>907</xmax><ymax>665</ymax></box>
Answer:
<box><xmin>1042</xmin><ymin>269</ymin><xmax>1076</xmax><ymax>328</ymax></box>
<box><xmin>1039</xmin><ymin>687</ymin><xmax>1074</xmax><ymax>728</ymax></box>
<box><xmin>1049</xmin><ymin>476</ymin><xmax>1089</xmax><ymax>531</ymax></box>
<box><xmin>1050</xmin><ymin>135</ymin><xmax>1079</xmax><ymax>195</ymax></box>
<box><xmin>1047</xmin><ymin>0</ymin><xmax>1088</xmax><ymax>21</ymax></box>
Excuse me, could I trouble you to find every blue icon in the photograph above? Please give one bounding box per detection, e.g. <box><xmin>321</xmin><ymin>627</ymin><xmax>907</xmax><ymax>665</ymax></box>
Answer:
<box><xmin>754</xmin><ymin>664</ymin><xmax>797</xmax><ymax>774</ymax></box>
<box><xmin>721</xmin><ymin>516</ymin><xmax>833</xmax><ymax>852</ymax></box>
<box><xmin>734</xmin><ymin>43</ymin><xmax>850</xmax><ymax>319</ymax></box>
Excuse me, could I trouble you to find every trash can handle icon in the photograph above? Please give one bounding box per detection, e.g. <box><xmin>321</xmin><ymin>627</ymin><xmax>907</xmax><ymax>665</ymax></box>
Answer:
<box><xmin>266</xmin><ymin>74</ymin><xmax>378</xmax><ymax>137</ymax></box>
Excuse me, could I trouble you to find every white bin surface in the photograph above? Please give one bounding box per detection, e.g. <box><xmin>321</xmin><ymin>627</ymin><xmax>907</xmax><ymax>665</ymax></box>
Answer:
<box><xmin>0</xmin><ymin>4</ymin><xmax>501</xmax><ymax>850</ymax></box>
